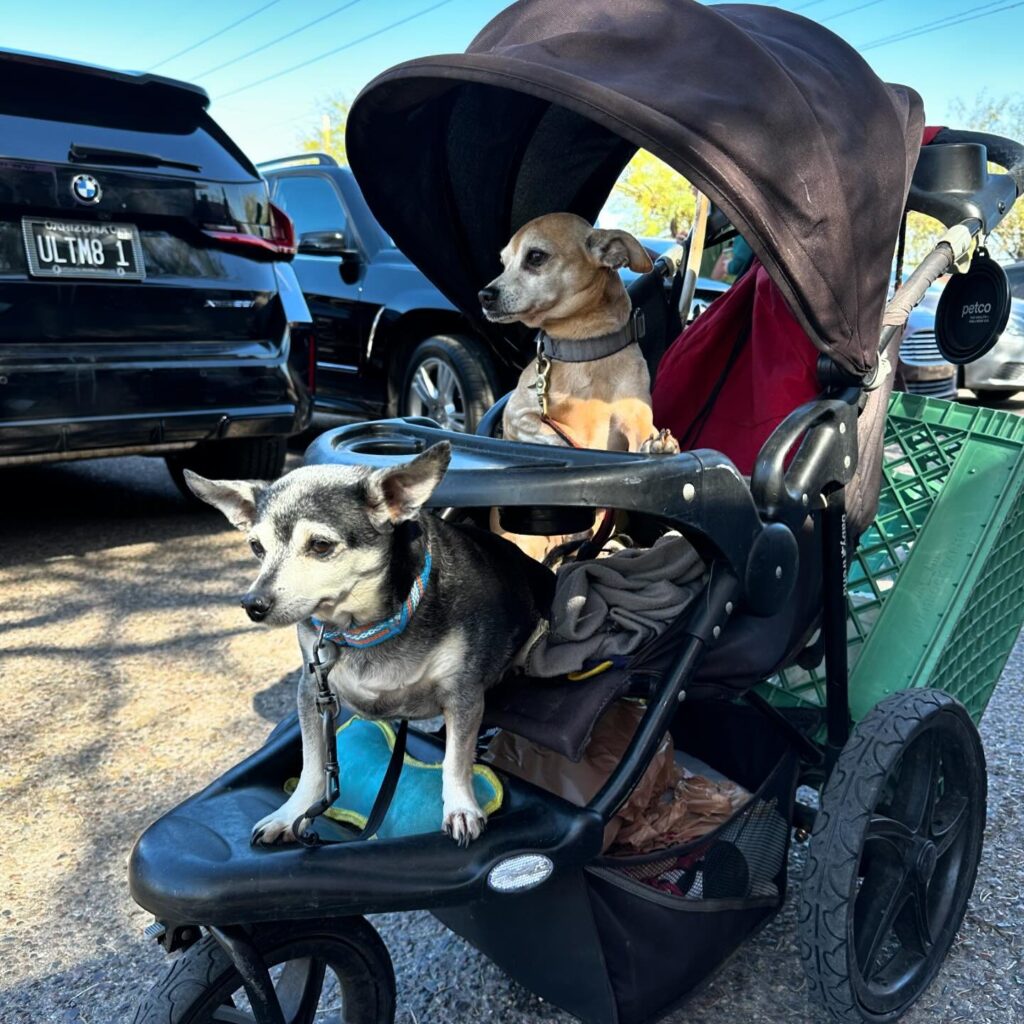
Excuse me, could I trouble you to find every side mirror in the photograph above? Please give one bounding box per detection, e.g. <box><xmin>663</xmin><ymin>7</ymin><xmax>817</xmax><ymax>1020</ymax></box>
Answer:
<box><xmin>297</xmin><ymin>230</ymin><xmax>349</xmax><ymax>256</ymax></box>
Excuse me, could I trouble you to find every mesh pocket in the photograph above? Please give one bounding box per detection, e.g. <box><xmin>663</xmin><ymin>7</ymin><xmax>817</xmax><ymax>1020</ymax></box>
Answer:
<box><xmin>622</xmin><ymin>794</ymin><xmax>789</xmax><ymax>900</ymax></box>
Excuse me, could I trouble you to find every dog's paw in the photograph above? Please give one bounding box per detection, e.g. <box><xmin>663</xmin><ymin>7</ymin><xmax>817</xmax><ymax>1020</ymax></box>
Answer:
<box><xmin>443</xmin><ymin>802</ymin><xmax>486</xmax><ymax>846</ymax></box>
<box><xmin>251</xmin><ymin>807</ymin><xmax>299</xmax><ymax>846</ymax></box>
<box><xmin>640</xmin><ymin>428</ymin><xmax>681</xmax><ymax>455</ymax></box>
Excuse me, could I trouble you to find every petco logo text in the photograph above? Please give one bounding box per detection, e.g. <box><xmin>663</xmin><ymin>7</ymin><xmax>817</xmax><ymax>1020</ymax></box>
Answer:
<box><xmin>962</xmin><ymin>302</ymin><xmax>992</xmax><ymax>317</ymax></box>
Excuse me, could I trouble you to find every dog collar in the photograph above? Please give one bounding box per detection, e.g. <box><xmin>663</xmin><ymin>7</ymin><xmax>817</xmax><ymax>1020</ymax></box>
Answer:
<box><xmin>538</xmin><ymin>310</ymin><xmax>645</xmax><ymax>363</ymax></box>
<box><xmin>311</xmin><ymin>548</ymin><xmax>432</xmax><ymax>649</ymax></box>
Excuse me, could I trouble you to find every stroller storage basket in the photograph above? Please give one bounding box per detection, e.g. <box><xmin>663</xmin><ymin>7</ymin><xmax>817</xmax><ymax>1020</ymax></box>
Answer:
<box><xmin>761</xmin><ymin>392</ymin><xmax>1024</xmax><ymax>722</ymax></box>
<box><xmin>436</xmin><ymin>701</ymin><xmax>799</xmax><ymax>1024</ymax></box>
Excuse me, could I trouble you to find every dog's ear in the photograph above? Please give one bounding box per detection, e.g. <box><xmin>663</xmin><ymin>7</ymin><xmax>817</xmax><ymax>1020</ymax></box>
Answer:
<box><xmin>183</xmin><ymin>470</ymin><xmax>264</xmax><ymax>531</ymax></box>
<box><xmin>365</xmin><ymin>442</ymin><xmax>451</xmax><ymax>530</ymax></box>
<box><xmin>586</xmin><ymin>228</ymin><xmax>654</xmax><ymax>274</ymax></box>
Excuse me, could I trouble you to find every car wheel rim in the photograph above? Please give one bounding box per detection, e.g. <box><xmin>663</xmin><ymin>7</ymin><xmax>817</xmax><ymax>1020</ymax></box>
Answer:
<box><xmin>407</xmin><ymin>357</ymin><xmax>466</xmax><ymax>431</ymax></box>
<box><xmin>850</xmin><ymin>716</ymin><xmax>976</xmax><ymax>1016</ymax></box>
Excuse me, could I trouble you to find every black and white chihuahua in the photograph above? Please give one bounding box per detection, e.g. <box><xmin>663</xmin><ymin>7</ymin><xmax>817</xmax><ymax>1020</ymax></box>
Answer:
<box><xmin>187</xmin><ymin>442</ymin><xmax>552</xmax><ymax>844</ymax></box>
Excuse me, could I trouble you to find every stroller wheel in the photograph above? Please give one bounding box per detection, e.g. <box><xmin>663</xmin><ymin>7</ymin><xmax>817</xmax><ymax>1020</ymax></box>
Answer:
<box><xmin>798</xmin><ymin>689</ymin><xmax>985</xmax><ymax>1023</ymax></box>
<box><xmin>133</xmin><ymin>916</ymin><xmax>395</xmax><ymax>1024</ymax></box>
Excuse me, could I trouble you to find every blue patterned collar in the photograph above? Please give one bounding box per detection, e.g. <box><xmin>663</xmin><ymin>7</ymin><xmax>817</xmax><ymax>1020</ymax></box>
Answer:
<box><xmin>311</xmin><ymin>548</ymin><xmax>432</xmax><ymax>649</ymax></box>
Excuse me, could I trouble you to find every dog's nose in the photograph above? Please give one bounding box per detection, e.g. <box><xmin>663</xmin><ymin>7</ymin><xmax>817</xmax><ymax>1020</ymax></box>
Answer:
<box><xmin>241</xmin><ymin>592</ymin><xmax>273</xmax><ymax>622</ymax></box>
<box><xmin>478</xmin><ymin>286</ymin><xmax>499</xmax><ymax>308</ymax></box>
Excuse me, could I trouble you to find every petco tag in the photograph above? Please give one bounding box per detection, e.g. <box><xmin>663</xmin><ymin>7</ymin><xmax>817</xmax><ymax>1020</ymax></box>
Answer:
<box><xmin>935</xmin><ymin>249</ymin><xmax>1011</xmax><ymax>365</ymax></box>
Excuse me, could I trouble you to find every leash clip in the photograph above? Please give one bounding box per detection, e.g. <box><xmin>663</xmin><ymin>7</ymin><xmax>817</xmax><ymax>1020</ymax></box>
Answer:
<box><xmin>532</xmin><ymin>342</ymin><xmax>552</xmax><ymax>417</ymax></box>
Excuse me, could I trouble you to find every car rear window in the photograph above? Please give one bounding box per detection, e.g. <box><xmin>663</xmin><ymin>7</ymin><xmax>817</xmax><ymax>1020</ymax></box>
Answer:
<box><xmin>0</xmin><ymin>61</ymin><xmax>255</xmax><ymax>181</ymax></box>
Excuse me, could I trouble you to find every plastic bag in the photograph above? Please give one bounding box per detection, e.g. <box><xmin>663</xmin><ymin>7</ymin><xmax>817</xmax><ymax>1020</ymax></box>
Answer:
<box><xmin>485</xmin><ymin>700</ymin><xmax>747</xmax><ymax>852</ymax></box>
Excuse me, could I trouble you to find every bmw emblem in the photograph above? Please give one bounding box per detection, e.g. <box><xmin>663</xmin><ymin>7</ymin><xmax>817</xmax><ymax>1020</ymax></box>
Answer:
<box><xmin>71</xmin><ymin>174</ymin><xmax>102</xmax><ymax>204</ymax></box>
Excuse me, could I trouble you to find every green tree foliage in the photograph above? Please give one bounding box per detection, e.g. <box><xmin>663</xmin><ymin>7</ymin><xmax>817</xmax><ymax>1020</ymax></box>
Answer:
<box><xmin>613</xmin><ymin>150</ymin><xmax>695</xmax><ymax>238</ymax></box>
<box><xmin>298</xmin><ymin>96</ymin><xmax>350</xmax><ymax>165</ymax></box>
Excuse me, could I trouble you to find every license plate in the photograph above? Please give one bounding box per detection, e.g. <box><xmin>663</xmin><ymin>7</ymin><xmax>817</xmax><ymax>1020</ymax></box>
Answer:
<box><xmin>21</xmin><ymin>217</ymin><xmax>145</xmax><ymax>281</ymax></box>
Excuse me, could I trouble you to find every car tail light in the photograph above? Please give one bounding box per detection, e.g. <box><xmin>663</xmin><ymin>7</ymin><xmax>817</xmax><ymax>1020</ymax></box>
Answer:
<box><xmin>203</xmin><ymin>202</ymin><xmax>296</xmax><ymax>259</ymax></box>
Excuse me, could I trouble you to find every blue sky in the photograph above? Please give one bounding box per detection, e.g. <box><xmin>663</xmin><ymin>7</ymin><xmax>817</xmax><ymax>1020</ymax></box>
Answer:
<box><xmin>5</xmin><ymin>0</ymin><xmax>1024</xmax><ymax>162</ymax></box>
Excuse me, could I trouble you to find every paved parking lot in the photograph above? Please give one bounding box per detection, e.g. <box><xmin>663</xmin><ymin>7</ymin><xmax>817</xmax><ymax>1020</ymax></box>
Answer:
<box><xmin>0</xmin><ymin>435</ymin><xmax>1022</xmax><ymax>1023</ymax></box>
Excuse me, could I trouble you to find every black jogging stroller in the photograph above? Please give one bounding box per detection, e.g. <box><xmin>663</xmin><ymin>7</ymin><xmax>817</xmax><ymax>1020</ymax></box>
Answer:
<box><xmin>129</xmin><ymin>3</ymin><xmax>1024</xmax><ymax>1022</ymax></box>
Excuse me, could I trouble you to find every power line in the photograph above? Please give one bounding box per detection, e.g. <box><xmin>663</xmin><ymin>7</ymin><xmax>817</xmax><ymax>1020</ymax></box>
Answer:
<box><xmin>149</xmin><ymin>0</ymin><xmax>286</xmax><ymax>71</ymax></box>
<box><xmin>822</xmin><ymin>0</ymin><xmax>883</xmax><ymax>23</ymax></box>
<box><xmin>216</xmin><ymin>0</ymin><xmax>455</xmax><ymax>100</ymax></box>
<box><xmin>196</xmin><ymin>0</ymin><xmax>368</xmax><ymax>79</ymax></box>
<box><xmin>792</xmin><ymin>1</ymin><xmax>830</xmax><ymax>11</ymax></box>
<box><xmin>859</xmin><ymin>1</ymin><xmax>1018</xmax><ymax>51</ymax></box>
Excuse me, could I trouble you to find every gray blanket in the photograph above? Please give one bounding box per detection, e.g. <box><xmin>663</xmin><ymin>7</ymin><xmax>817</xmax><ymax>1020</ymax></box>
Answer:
<box><xmin>522</xmin><ymin>533</ymin><xmax>706</xmax><ymax>678</ymax></box>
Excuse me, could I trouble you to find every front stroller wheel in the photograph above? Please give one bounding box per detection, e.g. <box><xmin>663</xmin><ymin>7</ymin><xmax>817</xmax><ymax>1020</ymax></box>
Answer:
<box><xmin>798</xmin><ymin>689</ymin><xmax>985</xmax><ymax>1023</ymax></box>
<box><xmin>133</xmin><ymin>916</ymin><xmax>395</xmax><ymax>1024</ymax></box>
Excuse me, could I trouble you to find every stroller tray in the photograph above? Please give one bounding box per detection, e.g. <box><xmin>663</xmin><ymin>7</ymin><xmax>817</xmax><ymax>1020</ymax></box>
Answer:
<box><xmin>761</xmin><ymin>393</ymin><xmax>1024</xmax><ymax>722</ymax></box>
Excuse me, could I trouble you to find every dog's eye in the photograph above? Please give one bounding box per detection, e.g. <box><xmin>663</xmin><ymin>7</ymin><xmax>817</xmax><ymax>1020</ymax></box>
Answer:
<box><xmin>249</xmin><ymin>538</ymin><xmax>265</xmax><ymax>558</ymax></box>
<box><xmin>525</xmin><ymin>248</ymin><xmax>548</xmax><ymax>268</ymax></box>
<box><xmin>309</xmin><ymin>538</ymin><xmax>335</xmax><ymax>556</ymax></box>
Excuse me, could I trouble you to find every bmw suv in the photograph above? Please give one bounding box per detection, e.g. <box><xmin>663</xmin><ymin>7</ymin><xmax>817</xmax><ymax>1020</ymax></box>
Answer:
<box><xmin>0</xmin><ymin>50</ymin><xmax>314</xmax><ymax>485</ymax></box>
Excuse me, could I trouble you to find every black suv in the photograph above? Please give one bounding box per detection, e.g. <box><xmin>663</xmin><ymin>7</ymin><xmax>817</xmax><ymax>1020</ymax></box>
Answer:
<box><xmin>262</xmin><ymin>154</ymin><xmax>508</xmax><ymax>432</ymax></box>
<box><xmin>0</xmin><ymin>50</ymin><xmax>313</xmax><ymax>484</ymax></box>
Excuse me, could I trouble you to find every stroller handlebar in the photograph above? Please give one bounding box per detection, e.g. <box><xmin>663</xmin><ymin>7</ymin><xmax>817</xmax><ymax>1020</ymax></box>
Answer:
<box><xmin>930</xmin><ymin>127</ymin><xmax>1024</xmax><ymax>199</ymax></box>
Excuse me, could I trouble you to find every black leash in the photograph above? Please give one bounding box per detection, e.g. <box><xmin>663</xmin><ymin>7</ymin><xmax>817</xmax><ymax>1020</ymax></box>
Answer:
<box><xmin>288</xmin><ymin>624</ymin><xmax>408</xmax><ymax>847</ymax></box>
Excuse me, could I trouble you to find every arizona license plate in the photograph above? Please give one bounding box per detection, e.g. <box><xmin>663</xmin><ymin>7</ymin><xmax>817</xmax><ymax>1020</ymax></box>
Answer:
<box><xmin>21</xmin><ymin>217</ymin><xmax>145</xmax><ymax>281</ymax></box>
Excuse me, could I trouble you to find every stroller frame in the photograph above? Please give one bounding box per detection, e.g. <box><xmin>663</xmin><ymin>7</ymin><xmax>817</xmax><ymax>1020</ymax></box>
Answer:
<box><xmin>131</xmin><ymin>208</ymin><xmax>1002</xmax><ymax>1024</ymax></box>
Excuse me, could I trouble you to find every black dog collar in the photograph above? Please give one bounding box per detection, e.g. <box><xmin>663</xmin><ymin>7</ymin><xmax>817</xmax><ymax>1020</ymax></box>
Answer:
<box><xmin>538</xmin><ymin>309</ymin><xmax>645</xmax><ymax>363</ymax></box>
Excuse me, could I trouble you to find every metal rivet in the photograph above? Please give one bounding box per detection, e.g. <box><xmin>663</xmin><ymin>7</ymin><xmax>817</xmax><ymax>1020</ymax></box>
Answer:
<box><xmin>775</xmin><ymin>565</ymin><xmax>783</xmax><ymax>579</ymax></box>
<box><xmin>725</xmin><ymin>601</ymin><xmax>734</xmax><ymax>614</ymax></box>
<box><xmin>843</xmin><ymin>455</ymin><xmax>851</xmax><ymax>468</ymax></box>
<box><xmin>676</xmin><ymin>690</ymin><xmax>687</xmax><ymax>703</ymax></box>
<box><xmin>802</xmin><ymin>493</ymin><xmax>808</xmax><ymax>506</ymax></box>
<box><xmin>839</xmin><ymin>422</ymin><xmax>846</xmax><ymax>434</ymax></box>
<box><xmin>713</xmin><ymin>625</ymin><xmax>721</xmax><ymax>639</ymax></box>
<box><xmin>682</xmin><ymin>483</ymin><xmax>696</xmax><ymax>501</ymax></box>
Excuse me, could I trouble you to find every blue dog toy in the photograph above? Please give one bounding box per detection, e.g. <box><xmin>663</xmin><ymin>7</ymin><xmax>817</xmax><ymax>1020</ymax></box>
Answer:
<box><xmin>285</xmin><ymin>717</ymin><xmax>504</xmax><ymax>839</ymax></box>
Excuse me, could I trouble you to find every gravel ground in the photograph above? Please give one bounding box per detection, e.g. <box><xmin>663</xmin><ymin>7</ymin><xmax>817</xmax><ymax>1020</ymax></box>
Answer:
<box><xmin>1</xmin><ymin>451</ymin><xmax>1022</xmax><ymax>1024</ymax></box>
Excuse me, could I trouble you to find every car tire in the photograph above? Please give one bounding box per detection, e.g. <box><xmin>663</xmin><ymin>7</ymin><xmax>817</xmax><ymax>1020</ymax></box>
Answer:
<box><xmin>972</xmin><ymin>388</ymin><xmax>1016</xmax><ymax>406</ymax></box>
<box><xmin>165</xmin><ymin>436</ymin><xmax>288</xmax><ymax>500</ymax></box>
<box><xmin>399</xmin><ymin>334</ymin><xmax>498</xmax><ymax>433</ymax></box>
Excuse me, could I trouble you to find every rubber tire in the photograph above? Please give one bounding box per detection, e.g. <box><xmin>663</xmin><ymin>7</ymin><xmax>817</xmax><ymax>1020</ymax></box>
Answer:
<box><xmin>398</xmin><ymin>334</ymin><xmax>498</xmax><ymax>433</ymax></box>
<box><xmin>972</xmin><ymin>389</ymin><xmax>1016</xmax><ymax>406</ymax></box>
<box><xmin>798</xmin><ymin>689</ymin><xmax>986</xmax><ymax>1024</ymax></box>
<box><xmin>166</xmin><ymin>436</ymin><xmax>288</xmax><ymax>500</ymax></box>
<box><xmin>132</xmin><ymin>917</ymin><xmax>395</xmax><ymax>1024</ymax></box>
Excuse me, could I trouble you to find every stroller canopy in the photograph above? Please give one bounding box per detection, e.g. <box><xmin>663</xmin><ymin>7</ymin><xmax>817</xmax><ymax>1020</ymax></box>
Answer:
<box><xmin>347</xmin><ymin>0</ymin><xmax>923</xmax><ymax>378</ymax></box>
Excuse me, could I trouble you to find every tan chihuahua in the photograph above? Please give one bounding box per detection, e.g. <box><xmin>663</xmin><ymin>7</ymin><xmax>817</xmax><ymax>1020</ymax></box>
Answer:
<box><xmin>479</xmin><ymin>212</ymin><xmax>679</xmax><ymax>560</ymax></box>
<box><xmin>479</xmin><ymin>212</ymin><xmax>678</xmax><ymax>454</ymax></box>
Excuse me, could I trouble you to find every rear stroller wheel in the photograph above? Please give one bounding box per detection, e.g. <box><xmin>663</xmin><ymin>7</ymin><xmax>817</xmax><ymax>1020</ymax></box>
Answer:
<box><xmin>133</xmin><ymin>916</ymin><xmax>395</xmax><ymax>1024</ymax></box>
<box><xmin>798</xmin><ymin>689</ymin><xmax>986</xmax><ymax>1023</ymax></box>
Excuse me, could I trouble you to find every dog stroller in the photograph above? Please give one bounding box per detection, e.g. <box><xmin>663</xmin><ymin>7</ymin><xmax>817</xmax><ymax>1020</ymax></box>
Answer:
<box><xmin>129</xmin><ymin>2</ymin><xmax>1024</xmax><ymax>1022</ymax></box>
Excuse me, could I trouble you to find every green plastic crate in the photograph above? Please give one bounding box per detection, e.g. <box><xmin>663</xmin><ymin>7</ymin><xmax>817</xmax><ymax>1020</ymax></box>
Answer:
<box><xmin>757</xmin><ymin>393</ymin><xmax>1024</xmax><ymax>723</ymax></box>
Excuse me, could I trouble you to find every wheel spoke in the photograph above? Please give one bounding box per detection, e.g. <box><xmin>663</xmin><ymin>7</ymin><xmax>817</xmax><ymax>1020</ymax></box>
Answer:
<box><xmin>854</xmin><ymin>866</ymin><xmax>913</xmax><ymax>974</ymax></box>
<box><xmin>933</xmin><ymin>797</ymin><xmax>969</xmax><ymax>856</ymax></box>
<box><xmin>435</xmin><ymin>362</ymin><xmax>456</xmax><ymax>404</ymax></box>
<box><xmin>411</xmin><ymin>370</ymin><xmax>435</xmax><ymax>407</ymax></box>
<box><xmin>275</xmin><ymin>957</ymin><xmax>327</xmax><ymax>1024</ymax></box>
<box><xmin>895</xmin><ymin>876</ymin><xmax>935</xmax><ymax>955</ymax></box>
<box><xmin>213</xmin><ymin>1008</ymin><xmax>256</xmax><ymax>1023</ymax></box>
<box><xmin>865</xmin><ymin>814</ymin><xmax>915</xmax><ymax>857</ymax></box>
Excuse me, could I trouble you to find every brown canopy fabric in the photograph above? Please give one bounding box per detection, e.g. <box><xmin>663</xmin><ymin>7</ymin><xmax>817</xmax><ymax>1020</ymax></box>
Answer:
<box><xmin>347</xmin><ymin>0</ymin><xmax>924</xmax><ymax>377</ymax></box>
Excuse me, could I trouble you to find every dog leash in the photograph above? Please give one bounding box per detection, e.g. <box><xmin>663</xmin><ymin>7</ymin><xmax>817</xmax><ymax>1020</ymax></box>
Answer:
<box><xmin>530</xmin><ymin>336</ymin><xmax>617</xmax><ymax>559</ymax></box>
<box><xmin>287</xmin><ymin>622</ymin><xmax>409</xmax><ymax>847</ymax></box>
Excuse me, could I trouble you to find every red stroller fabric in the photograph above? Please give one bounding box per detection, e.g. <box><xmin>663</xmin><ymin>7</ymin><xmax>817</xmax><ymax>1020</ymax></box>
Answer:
<box><xmin>651</xmin><ymin>262</ymin><xmax>820</xmax><ymax>475</ymax></box>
